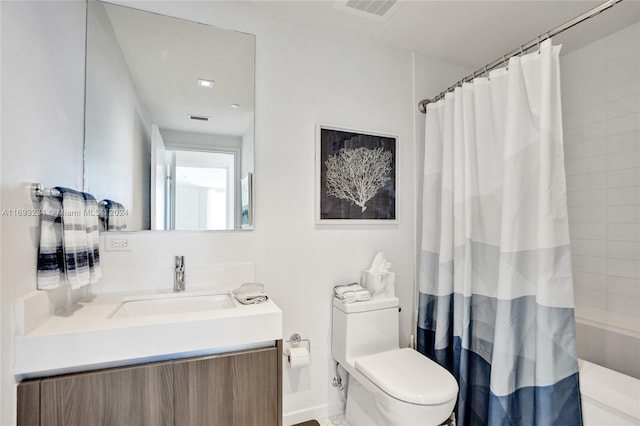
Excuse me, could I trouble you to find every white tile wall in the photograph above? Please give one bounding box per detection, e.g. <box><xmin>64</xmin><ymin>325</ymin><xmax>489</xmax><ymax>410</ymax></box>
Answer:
<box><xmin>562</xmin><ymin>21</ymin><xmax>640</xmax><ymax>335</ymax></box>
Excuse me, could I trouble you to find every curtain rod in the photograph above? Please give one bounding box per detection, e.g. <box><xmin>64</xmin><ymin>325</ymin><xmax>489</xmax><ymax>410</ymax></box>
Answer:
<box><xmin>418</xmin><ymin>0</ymin><xmax>623</xmax><ymax>113</ymax></box>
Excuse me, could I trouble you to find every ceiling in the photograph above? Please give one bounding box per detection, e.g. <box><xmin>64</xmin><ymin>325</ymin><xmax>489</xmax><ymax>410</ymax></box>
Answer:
<box><xmin>98</xmin><ymin>1</ymin><xmax>639</xmax><ymax>136</ymax></box>
<box><xmin>239</xmin><ymin>0</ymin><xmax>640</xmax><ymax>70</ymax></box>
<box><xmin>101</xmin><ymin>2</ymin><xmax>255</xmax><ymax>136</ymax></box>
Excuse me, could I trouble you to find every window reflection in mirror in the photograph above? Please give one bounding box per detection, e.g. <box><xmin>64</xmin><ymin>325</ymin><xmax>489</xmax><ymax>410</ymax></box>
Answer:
<box><xmin>84</xmin><ymin>1</ymin><xmax>255</xmax><ymax>231</ymax></box>
<box><xmin>166</xmin><ymin>150</ymin><xmax>235</xmax><ymax>231</ymax></box>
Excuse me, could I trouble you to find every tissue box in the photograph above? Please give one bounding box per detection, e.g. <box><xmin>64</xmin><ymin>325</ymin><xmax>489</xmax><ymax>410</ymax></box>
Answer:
<box><xmin>361</xmin><ymin>270</ymin><xmax>395</xmax><ymax>298</ymax></box>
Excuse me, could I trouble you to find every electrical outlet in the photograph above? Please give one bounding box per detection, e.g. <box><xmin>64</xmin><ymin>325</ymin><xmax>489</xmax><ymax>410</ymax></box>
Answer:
<box><xmin>106</xmin><ymin>236</ymin><xmax>130</xmax><ymax>251</ymax></box>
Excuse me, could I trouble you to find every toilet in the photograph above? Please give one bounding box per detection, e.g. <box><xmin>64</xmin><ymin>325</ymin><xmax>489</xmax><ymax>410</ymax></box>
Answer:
<box><xmin>331</xmin><ymin>297</ymin><xmax>458</xmax><ymax>426</ymax></box>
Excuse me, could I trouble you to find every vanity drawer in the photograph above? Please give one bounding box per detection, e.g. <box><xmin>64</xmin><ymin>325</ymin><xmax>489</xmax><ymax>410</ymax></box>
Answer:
<box><xmin>40</xmin><ymin>362</ymin><xmax>173</xmax><ymax>426</ymax></box>
<box><xmin>17</xmin><ymin>343</ymin><xmax>282</xmax><ymax>426</ymax></box>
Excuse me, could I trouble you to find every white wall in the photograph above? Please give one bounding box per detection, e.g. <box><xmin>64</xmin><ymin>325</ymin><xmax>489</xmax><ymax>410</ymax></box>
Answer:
<box><xmin>562</xmin><ymin>21</ymin><xmax>640</xmax><ymax>335</ymax></box>
<box><xmin>1</xmin><ymin>1</ymin><xmax>470</xmax><ymax>424</ymax></box>
<box><xmin>84</xmin><ymin>0</ymin><xmax>150</xmax><ymax>230</ymax></box>
<box><xmin>98</xmin><ymin>3</ymin><xmax>416</xmax><ymax>422</ymax></box>
<box><xmin>561</xmin><ymin>21</ymin><xmax>640</xmax><ymax>378</ymax></box>
<box><xmin>0</xmin><ymin>1</ymin><xmax>86</xmax><ymax>424</ymax></box>
<box><xmin>0</xmin><ymin>0</ymin><xmax>3</xmax><ymax>421</ymax></box>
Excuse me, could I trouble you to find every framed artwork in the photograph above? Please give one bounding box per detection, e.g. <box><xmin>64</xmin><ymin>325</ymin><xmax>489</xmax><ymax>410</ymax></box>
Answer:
<box><xmin>241</xmin><ymin>172</ymin><xmax>253</xmax><ymax>229</ymax></box>
<box><xmin>316</xmin><ymin>125</ymin><xmax>398</xmax><ymax>224</ymax></box>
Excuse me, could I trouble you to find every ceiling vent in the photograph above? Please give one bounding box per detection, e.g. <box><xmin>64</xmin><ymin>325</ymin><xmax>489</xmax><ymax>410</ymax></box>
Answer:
<box><xmin>188</xmin><ymin>114</ymin><xmax>211</xmax><ymax>121</ymax></box>
<box><xmin>334</xmin><ymin>0</ymin><xmax>402</xmax><ymax>22</ymax></box>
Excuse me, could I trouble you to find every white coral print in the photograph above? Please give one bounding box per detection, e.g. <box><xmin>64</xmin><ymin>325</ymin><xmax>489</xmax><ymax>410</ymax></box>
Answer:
<box><xmin>325</xmin><ymin>147</ymin><xmax>392</xmax><ymax>212</ymax></box>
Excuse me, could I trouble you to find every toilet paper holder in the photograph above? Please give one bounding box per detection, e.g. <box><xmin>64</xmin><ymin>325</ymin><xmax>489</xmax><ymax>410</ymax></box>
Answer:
<box><xmin>284</xmin><ymin>333</ymin><xmax>310</xmax><ymax>353</ymax></box>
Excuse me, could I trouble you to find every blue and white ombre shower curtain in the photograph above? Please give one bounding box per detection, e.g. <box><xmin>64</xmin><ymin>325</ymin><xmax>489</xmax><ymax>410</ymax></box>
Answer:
<box><xmin>417</xmin><ymin>40</ymin><xmax>582</xmax><ymax>426</ymax></box>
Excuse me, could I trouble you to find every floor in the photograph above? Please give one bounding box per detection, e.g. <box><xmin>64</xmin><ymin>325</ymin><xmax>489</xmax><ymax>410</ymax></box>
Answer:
<box><xmin>312</xmin><ymin>414</ymin><xmax>456</xmax><ymax>426</ymax></box>
<box><xmin>317</xmin><ymin>414</ymin><xmax>350</xmax><ymax>425</ymax></box>
<box><xmin>293</xmin><ymin>414</ymin><xmax>349</xmax><ymax>426</ymax></box>
<box><xmin>311</xmin><ymin>412</ymin><xmax>455</xmax><ymax>426</ymax></box>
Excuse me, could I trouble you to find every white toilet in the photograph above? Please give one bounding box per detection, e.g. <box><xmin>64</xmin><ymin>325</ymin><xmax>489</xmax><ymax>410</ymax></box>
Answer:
<box><xmin>331</xmin><ymin>297</ymin><xmax>458</xmax><ymax>426</ymax></box>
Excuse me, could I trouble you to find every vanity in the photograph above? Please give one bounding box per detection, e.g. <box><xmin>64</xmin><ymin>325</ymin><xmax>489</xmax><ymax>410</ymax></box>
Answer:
<box><xmin>16</xmin><ymin>0</ymin><xmax>271</xmax><ymax>423</ymax></box>
<box><xmin>15</xmin><ymin>291</ymin><xmax>283</xmax><ymax>426</ymax></box>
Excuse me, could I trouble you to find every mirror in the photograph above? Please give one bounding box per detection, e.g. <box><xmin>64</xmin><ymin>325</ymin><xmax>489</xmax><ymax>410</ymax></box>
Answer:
<box><xmin>84</xmin><ymin>1</ymin><xmax>255</xmax><ymax>231</ymax></box>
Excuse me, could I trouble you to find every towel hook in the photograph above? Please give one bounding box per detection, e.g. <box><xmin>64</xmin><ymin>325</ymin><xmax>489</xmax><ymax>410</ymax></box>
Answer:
<box><xmin>31</xmin><ymin>183</ymin><xmax>44</xmax><ymax>203</ymax></box>
<box><xmin>31</xmin><ymin>182</ymin><xmax>61</xmax><ymax>203</ymax></box>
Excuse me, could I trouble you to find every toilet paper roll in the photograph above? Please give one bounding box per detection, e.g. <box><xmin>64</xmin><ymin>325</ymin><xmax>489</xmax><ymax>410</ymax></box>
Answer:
<box><xmin>285</xmin><ymin>346</ymin><xmax>310</xmax><ymax>369</ymax></box>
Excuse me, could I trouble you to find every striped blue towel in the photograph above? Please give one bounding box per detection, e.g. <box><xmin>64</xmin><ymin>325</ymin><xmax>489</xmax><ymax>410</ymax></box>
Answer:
<box><xmin>99</xmin><ymin>199</ymin><xmax>127</xmax><ymax>231</ymax></box>
<box><xmin>36</xmin><ymin>196</ymin><xmax>64</xmax><ymax>290</ymax></box>
<box><xmin>83</xmin><ymin>192</ymin><xmax>102</xmax><ymax>284</ymax></box>
<box><xmin>36</xmin><ymin>188</ymin><xmax>102</xmax><ymax>290</ymax></box>
<box><xmin>109</xmin><ymin>201</ymin><xmax>127</xmax><ymax>231</ymax></box>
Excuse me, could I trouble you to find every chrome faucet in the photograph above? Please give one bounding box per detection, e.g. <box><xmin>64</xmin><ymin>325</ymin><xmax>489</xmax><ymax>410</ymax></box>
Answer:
<box><xmin>174</xmin><ymin>256</ymin><xmax>185</xmax><ymax>292</ymax></box>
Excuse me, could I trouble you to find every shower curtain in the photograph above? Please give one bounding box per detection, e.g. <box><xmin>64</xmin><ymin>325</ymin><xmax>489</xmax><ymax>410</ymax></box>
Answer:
<box><xmin>417</xmin><ymin>40</ymin><xmax>582</xmax><ymax>426</ymax></box>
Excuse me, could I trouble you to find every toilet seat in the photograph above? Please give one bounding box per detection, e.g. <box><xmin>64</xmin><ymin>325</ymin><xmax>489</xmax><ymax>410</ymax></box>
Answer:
<box><xmin>355</xmin><ymin>348</ymin><xmax>458</xmax><ymax>405</ymax></box>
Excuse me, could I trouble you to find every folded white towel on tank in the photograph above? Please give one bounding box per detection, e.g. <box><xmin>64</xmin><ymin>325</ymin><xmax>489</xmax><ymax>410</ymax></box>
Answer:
<box><xmin>334</xmin><ymin>283</ymin><xmax>370</xmax><ymax>303</ymax></box>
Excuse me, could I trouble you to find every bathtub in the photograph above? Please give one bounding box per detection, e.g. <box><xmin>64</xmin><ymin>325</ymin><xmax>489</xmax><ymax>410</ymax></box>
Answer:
<box><xmin>579</xmin><ymin>359</ymin><xmax>640</xmax><ymax>425</ymax></box>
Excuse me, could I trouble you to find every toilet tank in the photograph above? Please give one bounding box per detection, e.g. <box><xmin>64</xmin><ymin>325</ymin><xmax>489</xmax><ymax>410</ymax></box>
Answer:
<box><xmin>331</xmin><ymin>297</ymin><xmax>400</xmax><ymax>368</ymax></box>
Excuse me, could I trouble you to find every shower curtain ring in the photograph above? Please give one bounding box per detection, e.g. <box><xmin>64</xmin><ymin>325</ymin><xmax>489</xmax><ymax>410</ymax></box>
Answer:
<box><xmin>519</xmin><ymin>44</ymin><xmax>524</xmax><ymax>56</ymax></box>
<box><xmin>537</xmin><ymin>35</ymin><xmax>541</xmax><ymax>53</ymax></box>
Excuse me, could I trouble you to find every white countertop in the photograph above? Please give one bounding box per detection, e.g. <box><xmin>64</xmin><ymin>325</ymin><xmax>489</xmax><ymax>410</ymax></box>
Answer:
<box><xmin>14</xmin><ymin>290</ymin><xmax>283</xmax><ymax>378</ymax></box>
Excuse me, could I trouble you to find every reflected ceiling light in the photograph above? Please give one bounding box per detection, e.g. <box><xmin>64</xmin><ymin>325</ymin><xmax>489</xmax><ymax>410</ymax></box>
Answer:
<box><xmin>230</xmin><ymin>104</ymin><xmax>240</xmax><ymax>109</ymax></box>
<box><xmin>197</xmin><ymin>78</ymin><xmax>215</xmax><ymax>88</ymax></box>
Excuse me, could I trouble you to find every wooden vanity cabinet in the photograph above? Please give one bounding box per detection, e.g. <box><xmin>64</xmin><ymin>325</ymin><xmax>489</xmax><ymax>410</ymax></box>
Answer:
<box><xmin>17</xmin><ymin>380</ymin><xmax>40</xmax><ymax>426</ymax></box>
<box><xmin>17</xmin><ymin>342</ymin><xmax>283</xmax><ymax>426</ymax></box>
<box><xmin>174</xmin><ymin>346</ymin><xmax>280</xmax><ymax>426</ymax></box>
<box><xmin>40</xmin><ymin>362</ymin><xmax>174</xmax><ymax>426</ymax></box>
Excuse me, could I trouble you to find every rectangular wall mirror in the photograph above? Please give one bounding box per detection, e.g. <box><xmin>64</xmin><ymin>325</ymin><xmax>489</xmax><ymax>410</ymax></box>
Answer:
<box><xmin>84</xmin><ymin>0</ymin><xmax>255</xmax><ymax>231</ymax></box>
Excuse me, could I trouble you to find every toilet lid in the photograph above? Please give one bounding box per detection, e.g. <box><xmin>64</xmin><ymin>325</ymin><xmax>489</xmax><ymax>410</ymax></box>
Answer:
<box><xmin>355</xmin><ymin>348</ymin><xmax>458</xmax><ymax>405</ymax></box>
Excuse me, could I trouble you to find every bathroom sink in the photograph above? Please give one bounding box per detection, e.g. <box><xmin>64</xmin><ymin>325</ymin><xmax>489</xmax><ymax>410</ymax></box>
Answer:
<box><xmin>15</xmin><ymin>288</ymin><xmax>282</xmax><ymax>378</ymax></box>
<box><xmin>110</xmin><ymin>291</ymin><xmax>236</xmax><ymax>319</ymax></box>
